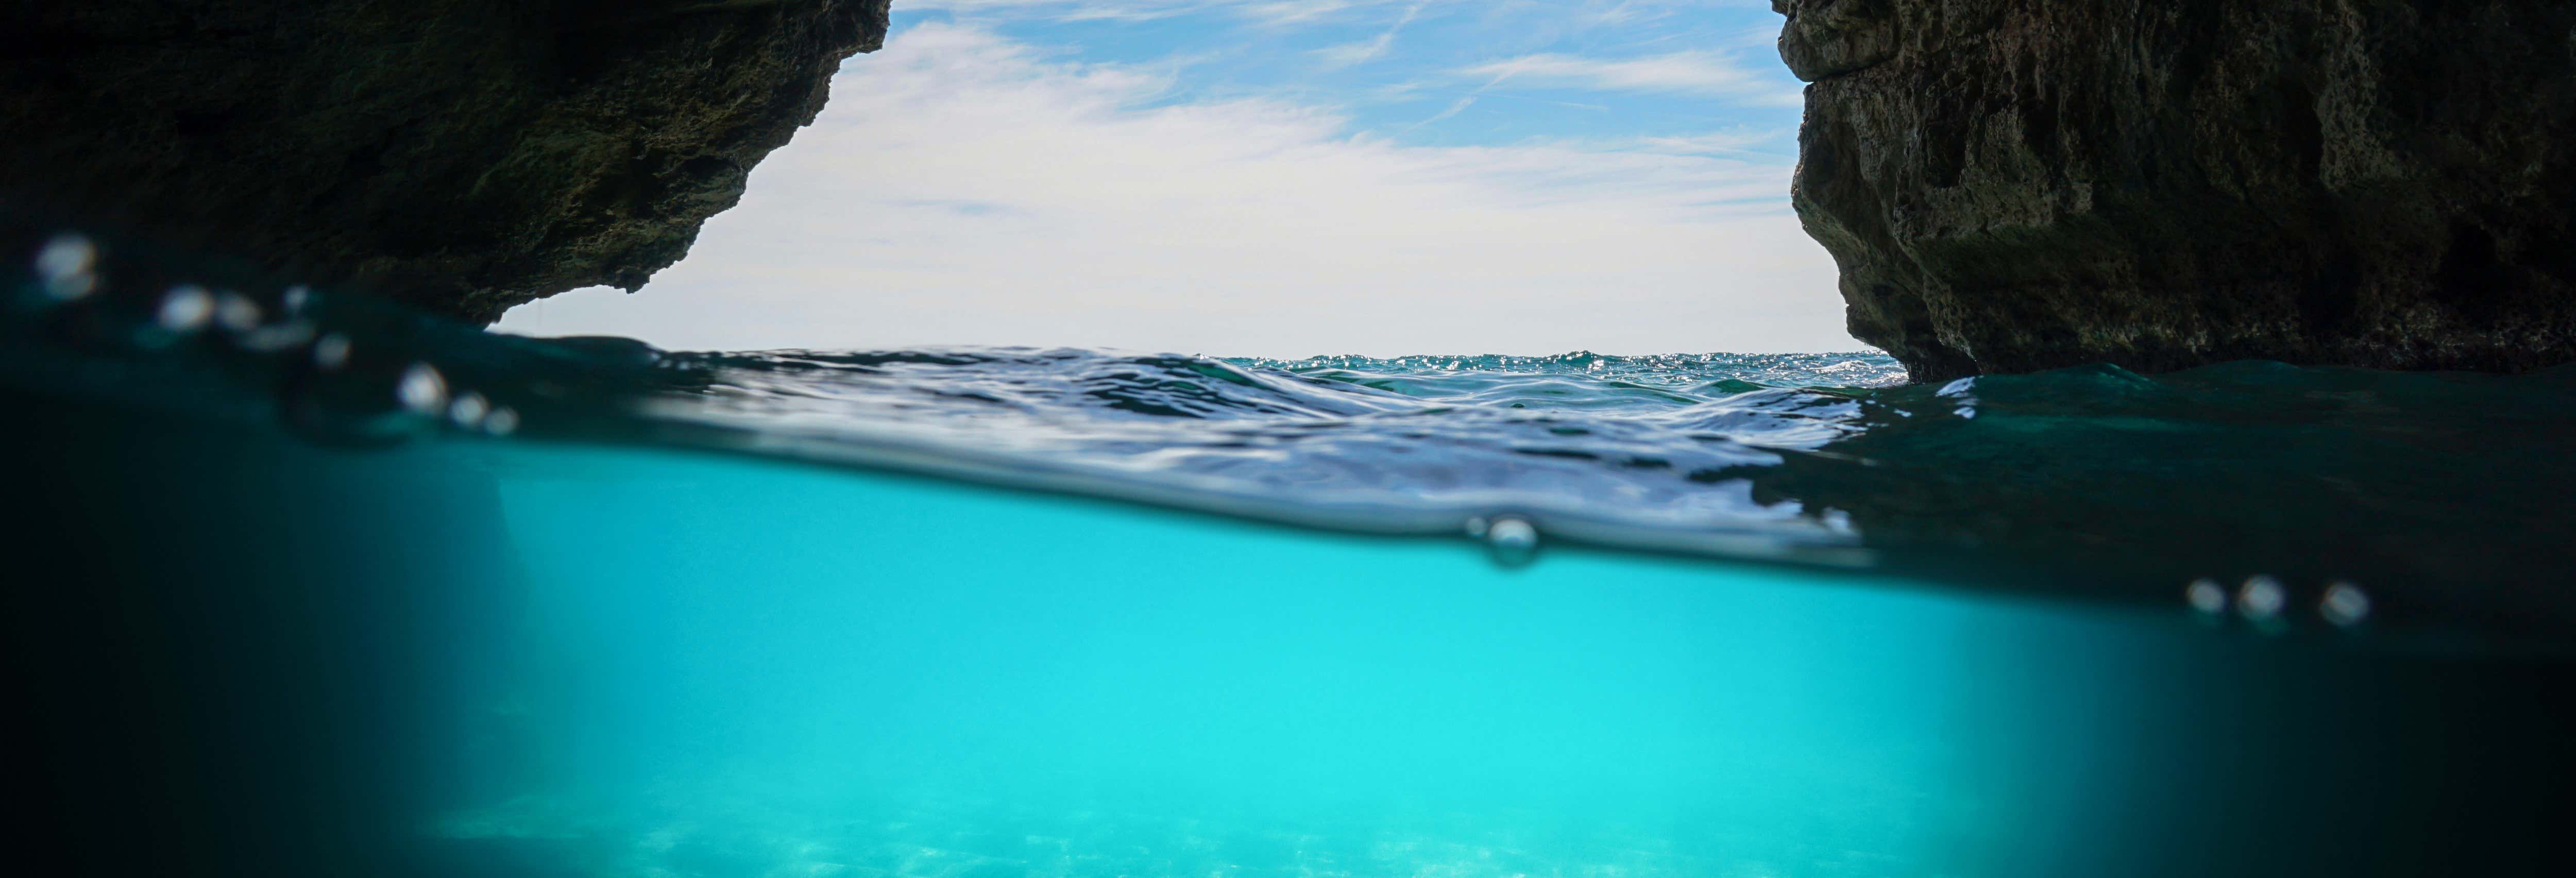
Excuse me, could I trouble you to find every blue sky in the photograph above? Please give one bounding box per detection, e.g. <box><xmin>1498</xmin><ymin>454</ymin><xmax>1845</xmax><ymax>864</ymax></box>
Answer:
<box><xmin>496</xmin><ymin>1</ymin><xmax>1853</xmax><ymax>356</ymax></box>
<box><xmin>913</xmin><ymin>1</ymin><xmax>1804</xmax><ymax>149</ymax></box>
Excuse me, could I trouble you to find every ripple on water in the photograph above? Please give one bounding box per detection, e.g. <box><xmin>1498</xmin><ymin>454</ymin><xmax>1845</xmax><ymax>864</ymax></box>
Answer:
<box><xmin>11</xmin><ymin>227</ymin><xmax>2576</xmax><ymax>643</ymax></box>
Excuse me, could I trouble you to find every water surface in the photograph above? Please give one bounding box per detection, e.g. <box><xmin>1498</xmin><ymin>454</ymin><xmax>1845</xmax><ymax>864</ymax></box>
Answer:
<box><xmin>8</xmin><ymin>226</ymin><xmax>2574</xmax><ymax>877</ymax></box>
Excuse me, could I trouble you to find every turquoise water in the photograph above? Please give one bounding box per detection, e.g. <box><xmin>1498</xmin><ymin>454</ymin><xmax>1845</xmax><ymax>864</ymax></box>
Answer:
<box><xmin>9</xmin><ymin>227</ymin><xmax>2576</xmax><ymax>876</ymax></box>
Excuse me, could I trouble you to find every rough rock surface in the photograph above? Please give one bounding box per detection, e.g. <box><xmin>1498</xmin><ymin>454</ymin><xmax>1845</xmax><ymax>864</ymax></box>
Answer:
<box><xmin>0</xmin><ymin>1</ymin><xmax>890</xmax><ymax>323</ymax></box>
<box><xmin>1776</xmin><ymin>0</ymin><xmax>2576</xmax><ymax>381</ymax></box>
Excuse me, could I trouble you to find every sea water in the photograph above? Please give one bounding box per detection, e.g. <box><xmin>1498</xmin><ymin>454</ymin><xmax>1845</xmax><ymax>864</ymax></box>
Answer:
<box><xmin>8</xmin><ymin>228</ymin><xmax>2574</xmax><ymax>877</ymax></box>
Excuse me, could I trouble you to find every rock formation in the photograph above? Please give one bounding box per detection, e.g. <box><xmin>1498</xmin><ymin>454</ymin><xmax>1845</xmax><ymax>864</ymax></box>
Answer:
<box><xmin>1776</xmin><ymin>0</ymin><xmax>2576</xmax><ymax>381</ymax></box>
<box><xmin>0</xmin><ymin>1</ymin><xmax>890</xmax><ymax>324</ymax></box>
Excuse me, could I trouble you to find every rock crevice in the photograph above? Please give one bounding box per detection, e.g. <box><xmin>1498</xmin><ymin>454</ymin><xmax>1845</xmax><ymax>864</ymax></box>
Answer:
<box><xmin>1777</xmin><ymin>0</ymin><xmax>2576</xmax><ymax>381</ymax></box>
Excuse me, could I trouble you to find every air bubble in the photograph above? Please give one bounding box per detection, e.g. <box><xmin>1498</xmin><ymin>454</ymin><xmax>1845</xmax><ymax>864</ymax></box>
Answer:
<box><xmin>35</xmin><ymin>234</ymin><xmax>98</xmax><ymax>300</ymax></box>
<box><xmin>448</xmin><ymin>392</ymin><xmax>489</xmax><ymax>428</ymax></box>
<box><xmin>1484</xmin><ymin>516</ymin><xmax>1539</xmax><ymax>567</ymax></box>
<box><xmin>35</xmin><ymin>233</ymin><xmax>94</xmax><ymax>277</ymax></box>
<box><xmin>283</xmin><ymin>285</ymin><xmax>314</xmax><ymax>315</ymax></box>
<box><xmin>2237</xmin><ymin>575</ymin><xmax>2287</xmax><ymax>622</ymax></box>
<box><xmin>1463</xmin><ymin>516</ymin><xmax>1489</xmax><ymax>537</ymax></box>
<box><xmin>2320</xmin><ymin>581</ymin><xmax>2372</xmax><ymax>628</ymax></box>
<box><xmin>236</xmin><ymin>320</ymin><xmax>315</xmax><ymax>352</ymax></box>
<box><xmin>2185</xmin><ymin>579</ymin><xmax>2227</xmax><ymax>615</ymax></box>
<box><xmin>482</xmin><ymin>407</ymin><xmax>520</xmax><ymax>436</ymax></box>
<box><xmin>313</xmin><ymin>333</ymin><xmax>352</xmax><ymax>370</ymax></box>
<box><xmin>397</xmin><ymin>363</ymin><xmax>448</xmax><ymax>414</ymax></box>
<box><xmin>213</xmin><ymin>292</ymin><xmax>262</xmax><ymax>331</ymax></box>
<box><xmin>47</xmin><ymin>273</ymin><xmax>98</xmax><ymax>301</ymax></box>
<box><xmin>157</xmin><ymin>285</ymin><xmax>215</xmax><ymax>332</ymax></box>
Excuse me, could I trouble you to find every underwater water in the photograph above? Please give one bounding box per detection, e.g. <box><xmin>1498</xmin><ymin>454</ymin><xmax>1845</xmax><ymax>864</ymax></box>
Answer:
<box><xmin>8</xmin><ymin>227</ymin><xmax>2576</xmax><ymax>877</ymax></box>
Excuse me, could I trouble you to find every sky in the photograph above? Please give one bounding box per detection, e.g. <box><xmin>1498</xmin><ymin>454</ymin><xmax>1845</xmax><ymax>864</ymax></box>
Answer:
<box><xmin>492</xmin><ymin>1</ymin><xmax>1854</xmax><ymax>357</ymax></box>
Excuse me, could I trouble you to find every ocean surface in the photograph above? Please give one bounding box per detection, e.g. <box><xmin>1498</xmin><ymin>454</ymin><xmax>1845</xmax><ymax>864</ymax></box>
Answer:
<box><xmin>9</xmin><ymin>227</ymin><xmax>2576</xmax><ymax>877</ymax></box>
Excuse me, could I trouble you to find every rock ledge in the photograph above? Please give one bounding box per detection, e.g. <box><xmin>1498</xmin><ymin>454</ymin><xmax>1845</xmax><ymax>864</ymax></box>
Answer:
<box><xmin>1777</xmin><ymin>0</ymin><xmax>2576</xmax><ymax>381</ymax></box>
<box><xmin>1</xmin><ymin>1</ymin><xmax>891</xmax><ymax>323</ymax></box>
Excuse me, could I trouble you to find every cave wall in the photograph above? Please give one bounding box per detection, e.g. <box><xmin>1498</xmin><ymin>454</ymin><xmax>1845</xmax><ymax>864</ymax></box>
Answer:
<box><xmin>0</xmin><ymin>1</ymin><xmax>891</xmax><ymax>323</ymax></box>
<box><xmin>1776</xmin><ymin>0</ymin><xmax>2576</xmax><ymax>381</ymax></box>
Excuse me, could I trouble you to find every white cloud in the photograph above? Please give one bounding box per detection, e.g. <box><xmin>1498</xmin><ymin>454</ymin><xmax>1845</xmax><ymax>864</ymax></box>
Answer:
<box><xmin>904</xmin><ymin>0</ymin><xmax>1403</xmax><ymax>25</ymax></box>
<box><xmin>1313</xmin><ymin>0</ymin><xmax>1429</xmax><ymax>67</ymax></box>
<box><xmin>1575</xmin><ymin>1</ymin><xmax>1783</xmax><ymax>28</ymax></box>
<box><xmin>1455</xmin><ymin>50</ymin><xmax>1804</xmax><ymax>107</ymax></box>
<box><xmin>1636</xmin><ymin>128</ymin><xmax>1786</xmax><ymax>155</ymax></box>
<box><xmin>494</xmin><ymin>24</ymin><xmax>1848</xmax><ymax>357</ymax></box>
<box><xmin>1239</xmin><ymin>1</ymin><xmax>1363</xmax><ymax>26</ymax></box>
<box><xmin>897</xmin><ymin>0</ymin><xmax>1212</xmax><ymax>22</ymax></box>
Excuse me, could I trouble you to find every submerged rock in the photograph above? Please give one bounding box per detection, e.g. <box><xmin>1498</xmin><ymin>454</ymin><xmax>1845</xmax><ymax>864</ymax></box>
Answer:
<box><xmin>1775</xmin><ymin>0</ymin><xmax>2576</xmax><ymax>381</ymax></box>
<box><xmin>0</xmin><ymin>1</ymin><xmax>891</xmax><ymax>324</ymax></box>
